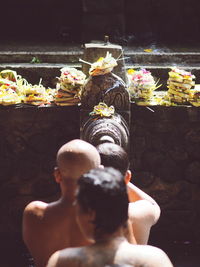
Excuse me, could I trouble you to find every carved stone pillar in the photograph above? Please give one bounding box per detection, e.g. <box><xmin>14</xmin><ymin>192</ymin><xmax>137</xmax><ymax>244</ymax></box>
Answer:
<box><xmin>80</xmin><ymin>41</ymin><xmax>131</xmax><ymax>151</ymax></box>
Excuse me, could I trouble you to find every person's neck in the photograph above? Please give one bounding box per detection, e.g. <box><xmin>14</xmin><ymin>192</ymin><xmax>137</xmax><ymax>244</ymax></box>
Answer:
<box><xmin>94</xmin><ymin>228</ymin><xmax>126</xmax><ymax>244</ymax></box>
<box><xmin>59</xmin><ymin>184</ymin><xmax>76</xmax><ymax>203</ymax></box>
<box><xmin>59</xmin><ymin>193</ymin><xmax>75</xmax><ymax>206</ymax></box>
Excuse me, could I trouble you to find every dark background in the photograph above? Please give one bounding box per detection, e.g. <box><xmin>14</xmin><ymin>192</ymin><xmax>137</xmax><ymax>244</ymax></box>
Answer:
<box><xmin>1</xmin><ymin>0</ymin><xmax>200</xmax><ymax>47</ymax></box>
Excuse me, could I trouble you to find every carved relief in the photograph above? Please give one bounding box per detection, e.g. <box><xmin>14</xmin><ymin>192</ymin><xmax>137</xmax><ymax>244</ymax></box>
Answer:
<box><xmin>81</xmin><ymin>72</ymin><xmax>130</xmax><ymax>111</ymax></box>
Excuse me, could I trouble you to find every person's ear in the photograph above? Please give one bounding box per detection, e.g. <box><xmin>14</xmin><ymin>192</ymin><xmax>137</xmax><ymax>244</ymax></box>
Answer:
<box><xmin>124</xmin><ymin>170</ymin><xmax>132</xmax><ymax>184</ymax></box>
<box><xmin>54</xmin><ymin>167</ymin><xmax>61</xmax><ymax>183</ymax></box>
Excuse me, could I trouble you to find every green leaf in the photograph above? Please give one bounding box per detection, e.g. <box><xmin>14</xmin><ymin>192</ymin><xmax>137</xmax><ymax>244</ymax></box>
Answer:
<box><xmin>30</xmin><ymin>57</ymin><xmax>41</xmax><ymax>64</ymax></box>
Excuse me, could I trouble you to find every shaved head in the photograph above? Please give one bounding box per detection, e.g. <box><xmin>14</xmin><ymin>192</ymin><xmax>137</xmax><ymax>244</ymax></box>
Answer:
<box><xmin>57</xmin><ymin>139</ymin><xmax>101</xmax><ymax>180</ymax></box>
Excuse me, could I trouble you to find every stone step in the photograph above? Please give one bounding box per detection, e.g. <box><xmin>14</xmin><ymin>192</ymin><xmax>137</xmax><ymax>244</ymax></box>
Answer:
<box><xmin>124</xmin><ymin>50</ymin><xmax>200</xmax><ymax>65</ymax></box>
<box><xmin>0</xmin><ymin>51</ymin><xmax>83</xmax><ymax>64</ymax></box>
<box><xmin>0</xmin><ymin>44</ymin><xmax>200</xmax><ymax>89</ymax></box>
<box><xmin>1</xmin><ymin>46</ymin><xmax>200</xmax><ymax>65</ymax></box>
<box><xmin>0</xmin><ymin>62</ymin><xmax>199</xmax><ymax>89</ymax></box>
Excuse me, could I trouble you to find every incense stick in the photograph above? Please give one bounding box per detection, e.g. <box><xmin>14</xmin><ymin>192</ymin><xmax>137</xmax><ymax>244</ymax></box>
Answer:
<box><xmin>117</xmin><ymin>57</ymin><xmax>130</xmax><ymax>61</ymax></box>
<box><xmin>79</xmin><ymin>58</ymin><xmax>92</xmax><ymax>65</ymax></box>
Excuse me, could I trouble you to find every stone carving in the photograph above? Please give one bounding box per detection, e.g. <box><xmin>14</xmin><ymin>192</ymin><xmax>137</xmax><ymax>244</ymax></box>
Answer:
<box><xmin>80</xmin><ymin>43</ymin><xmax>131</xmax><ymax>151</ymax></box>
<box><xmin>81</xmin><ymin>113</ymin><xmax>129</xmax><ymax>151</ymax></box>
<box><xmin>81</xmin><ymin>72</ymin><xmax>130</xmax><ymax>111</ymax></box>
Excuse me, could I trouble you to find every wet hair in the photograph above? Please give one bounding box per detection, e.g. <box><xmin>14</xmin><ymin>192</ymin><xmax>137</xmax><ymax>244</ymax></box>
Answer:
<box><xmin>77</xmin><ymin>167</ymin><xmax>129</xmax><ymax>236</ymax></box>
<box><xmin>96</xmin><ymin>143</ymin><xmax>129</xmax><ymax>176</ymax></box>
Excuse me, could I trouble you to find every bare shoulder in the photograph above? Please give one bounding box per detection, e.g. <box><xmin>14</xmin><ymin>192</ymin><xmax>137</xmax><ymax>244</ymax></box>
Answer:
<box><xmin>46</xmin><ymin>250</ymin><xmax>60</xmax><ymax>267</ymax></box>
<box><xmin>128</xmin><ymin>200</ymin><xmax>160</xmax><ymax>224</ymax></box>
<box><xmin>47</xmin><ymin>248</ymin><xmax>83</xmax><ymax>267</ymax></box>
<box><xmin>23</xmin><ymin>200</ymin><xmax>48</xmax><ymax>219</ymax></box>
<box><xmin>127</xmin><ymin>182</ymin><xmax>161</xmax><ymax>225</ymax></box>
<box><xmin>141</xmin><ymin>245</ymin><xmax>173</xmax><ymax>267</ymax></box>
<box><xmin>22</xmin><ymin>201</ymin><xmax>49</xmax><ymax>249</ymax></box>
<box><xmin>119</xmin><ymin>243</ymin><xmax>173</xmax><ymax>267</ymax></box>
<box><xmin>24</xmin><ymin>200</ymin><xmax>47</xmax><ymax>212</ymax></box>
<box><xmin>25</xmin><ymin>200</ymin><xmax>48</xmax><ymax>210</ymax></box>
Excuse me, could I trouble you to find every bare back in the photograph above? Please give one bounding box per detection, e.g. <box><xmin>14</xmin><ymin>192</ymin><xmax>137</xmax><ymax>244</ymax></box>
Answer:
<box><xmin>23</xmin><ymin>200</ymin><xmax>91</xmax><ymax>267</ymax></box>
<box><xmin>47</xmin><ymin>239</ymin><xmax>173</xmax><ymax>267</ymax></box>
<box><xmin>22</xmin><ymin>140</ymin><xmax>101</xmax><ymax>267</ymax></box>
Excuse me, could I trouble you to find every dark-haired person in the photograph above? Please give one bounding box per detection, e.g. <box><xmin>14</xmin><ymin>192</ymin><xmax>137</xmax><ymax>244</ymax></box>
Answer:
<box><xmin>46</xmin><ymin>167</ymin><xmax>173</xmax><ymax>267</ymax></box>
<box><xmin>96</xmin><ymin>143</ymin><xmax>160</xmax><ymax>245</ymax></box>
<box><xmin>23</xmin><ymin>139</ymin><xmax>101</xmax><ymax>267</ymax></box>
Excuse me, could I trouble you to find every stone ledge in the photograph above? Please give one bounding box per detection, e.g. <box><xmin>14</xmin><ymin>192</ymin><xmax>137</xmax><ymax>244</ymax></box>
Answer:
<box><xmin>2</xmin><ymin>46</ymin><xmax>200</xmax><ymax>65</ymax></box>
<box><xmin>0</xmin><ymin>62</ymin><xmax>199</xmax><ymax>89</ymax></box>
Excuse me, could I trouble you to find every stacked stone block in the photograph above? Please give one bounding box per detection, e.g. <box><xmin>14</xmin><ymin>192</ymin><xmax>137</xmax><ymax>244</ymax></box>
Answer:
<box><xmin>130</xmin><ymin>104</ymin><xmax>200</xmax><ymax>243</ymax></box>
<box><xmin>0</xmin><ymin>106</ymin><xmax>80</xmax><ymax>266</ymax></box>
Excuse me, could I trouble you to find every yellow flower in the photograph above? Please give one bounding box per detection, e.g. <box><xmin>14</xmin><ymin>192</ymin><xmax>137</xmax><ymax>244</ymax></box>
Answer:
<box><xmin>127</xmin><ymin>69</ymin><xmax>135</xmax><ymax>75</ymax></box>
<box><xmin>97</xmin><ymin>57</ymin><xmax>104</xmax><ymax>62</ymax></box>
<box><xmin>90</xmin><ymin>102</ymin><xmax>115</xmax><ymax>117</ymax></box>
<box><xmin>184</xmin><ymin>75</ymin><xmax>191</xmax><ymax>79</ymax></box>
<box><xmin>144</xmin><ymin>49</ymin><xmax>153</xmax><ymax>53</ymax></box>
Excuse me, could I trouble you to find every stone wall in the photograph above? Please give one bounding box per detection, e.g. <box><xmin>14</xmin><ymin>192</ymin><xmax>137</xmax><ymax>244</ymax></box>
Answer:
<box><xmin>130</xmin><ymin>104</ymin><xmax>200</xmax><ymax>244</ymax></box>
<box><xmin>0</xmin><ymin>104</ymin><xmax>200</xmax><ymax>266</ymax></box>
<box><xmin>1</xmin><ymin>1</ymin><xmax>200</xmax><ymax>45</ymax></box>
<box><xmin>0</xmin><ymin>105</ymin><xmax>80</xmax><ymax>266</ymax></box>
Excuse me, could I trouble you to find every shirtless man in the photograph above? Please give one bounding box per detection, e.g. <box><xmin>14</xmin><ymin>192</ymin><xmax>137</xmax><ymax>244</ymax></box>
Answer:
<box><xmin>22</xmin><ymin>139</ymin><xmax>101</xmax><ymax>267</ymax></box>
<box><xmin>47</xmin><ymin>167</ymin><xmax>173</xmax><ymax>267</ymax></box>
<box><xmin>96</xmin><ymin>143</ymin><xmax>160</xmax><ymax>245</ymax></box>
